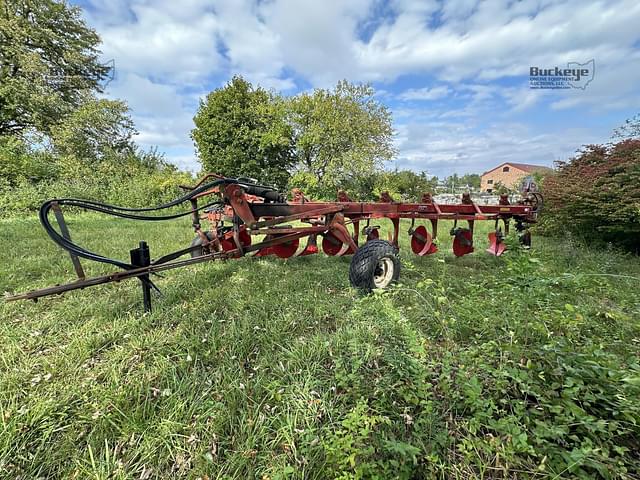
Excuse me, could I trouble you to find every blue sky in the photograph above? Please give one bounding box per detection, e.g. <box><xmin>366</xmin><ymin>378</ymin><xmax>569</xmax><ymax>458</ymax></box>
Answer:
<box><xmin>73</xmin><ymin>0</ymin><xmax>640</xmax><ymax>177</ymax></box>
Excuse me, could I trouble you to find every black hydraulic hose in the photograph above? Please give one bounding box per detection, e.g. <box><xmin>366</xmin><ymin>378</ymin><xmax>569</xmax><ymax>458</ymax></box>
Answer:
<box><xmin>60</xmin><ymin>177</ymin><xmax>233</xmax><ymax>213</ymax></box>
<box><xmin>39</xmin><ymin>177</ymin><xmax>234</xmax><ymax>270</ymax></box>
<box><xmin>38</xmin><ymin>176</ymin><xmax>285</xmax><ymax>271</ymax></box>
<box><xmin>39</xmin><ymin>198</ymin><xmax>227</xmax><ymax>270</ymax></box>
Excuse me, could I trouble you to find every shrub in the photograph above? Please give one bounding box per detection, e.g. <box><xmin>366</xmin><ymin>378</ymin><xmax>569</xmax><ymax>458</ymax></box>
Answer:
<box><xmin>541</xmin><ymin>140</ymin><xmax>640</xmax><ymax>250</ymax></box>
<box><xmin>0</xmin><ymin>154</ymin><xmax>193</xmax><ymax>216</ymax></box>
<box><xmin>0</xmin><ymin>136</ymin><xmax>59</xmax><ymax>186</ymax></box>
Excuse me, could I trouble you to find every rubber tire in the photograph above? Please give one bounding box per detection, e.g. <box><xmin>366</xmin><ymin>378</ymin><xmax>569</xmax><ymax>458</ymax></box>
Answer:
<box><xmin>190</xmin><ymin>231</ymin><xmax>214</xmax><ymax>258</ymax></box>
<box><xmin>349</xmin><ymin>239</ymin><xmax>401</xmax><ymax>292</ymax></box>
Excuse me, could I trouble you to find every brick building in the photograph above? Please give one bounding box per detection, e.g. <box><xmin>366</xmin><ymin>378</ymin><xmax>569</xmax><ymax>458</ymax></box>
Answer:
<box><xmin>480</xmin><ymin>162</ymin><xmax>552</xmax><ymax>193</ymax></box>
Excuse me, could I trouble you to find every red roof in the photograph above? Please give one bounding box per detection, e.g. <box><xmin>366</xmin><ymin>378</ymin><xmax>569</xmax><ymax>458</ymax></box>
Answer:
<box><xmin>481</xmin><ymin>162</ymin><xmax>553</xmax><ymax>176</ymax></box>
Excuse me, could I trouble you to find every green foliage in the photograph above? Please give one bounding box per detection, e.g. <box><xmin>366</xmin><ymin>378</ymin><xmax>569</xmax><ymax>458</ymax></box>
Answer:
<box><xmin>0</xmin><ymin>0</ymin><xmax>110</xmax><ymax>136</ymax></box>
<box><xmin>0</xmin><ymin>153</ymin><xmax>191</xmax><ymax>215</ymax></box>
<box><xmin>288</xmin><ymin>80</ymin><xmax>395</xmax><ymax>196</ymax></box>
<box><xmin>50</xmin><ymin>97</ymin><xmax>137</xmax><ymax>162</ymax></box>
<box><xmin>0</xmin><ymin>135</ymin><xmax>58</xmax><ymax>186</ymax></box>
<box><xmin>321</xmin><ymin>296</ymin><xmax>436</xmax><ymax>479</ymax></box>
<box><xmin>192</xmin><ymin>76</ymin><xmax>294</xmax><ymax>189</ymax></box>
<box><xmin>440</xmin><ymin>173</ymin><xmax>481</xmax><ymax>192</ymax></box>
<box><xmin>376</xmin><ymin>170</ymin><xmax>437</xmax><ymax>201</ymax></box>
<box><xmin>541</xmin><ymin>140</ymin><xmax>640</xmax><ymax>250</ymax></box>
<box><xmin>1</xmin><ymin>95</ymin><xmax>189</xmax><ymax>216</ymax></box>
<box><xmin>492</xmin><ymin>180</ymin><xmax>512</xmax><ymax>195</ymax></box>
<box><xmin>433</xmin><ymin>341</ymin><xmax>640</xmax><ymax>478</ymax></box>
<box><xmin>287</xmin><ymin>169</ymin><xmax>437</xmax><ymax>202</ymax></box>
<box><xmin>193</xmin><ymin>78</ymin><xmax>395</xmax><ymax>196</ymax></box>
<box><xmin>1</xmin><ymin>218</ymin><xmax>639</xmax><ymax>478</ymax></box>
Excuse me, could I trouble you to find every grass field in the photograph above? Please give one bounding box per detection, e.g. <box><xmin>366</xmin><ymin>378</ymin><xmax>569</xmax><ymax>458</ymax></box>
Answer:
<box><xmin>1</xmin><ymin>214</ymin><xmax>639</xmax><ymax>479</ymax></box>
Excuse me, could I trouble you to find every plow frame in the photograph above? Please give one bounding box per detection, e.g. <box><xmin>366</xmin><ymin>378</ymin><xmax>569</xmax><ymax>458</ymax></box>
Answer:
<box><xmin>5</xmin><ymin>176</ymin><xmax>540</xmax><ymax>310</ymax></box>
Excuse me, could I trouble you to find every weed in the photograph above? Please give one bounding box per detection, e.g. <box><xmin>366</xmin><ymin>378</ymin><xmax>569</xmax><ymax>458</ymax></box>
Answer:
<box><xmin>0</xmin><ymin>215</ymin><xmax>639</xmax><ymax>478</ymax></box>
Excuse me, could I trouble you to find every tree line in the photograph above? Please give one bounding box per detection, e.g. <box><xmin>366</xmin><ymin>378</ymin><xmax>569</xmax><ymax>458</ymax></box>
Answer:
<box><xmin>192</xmin><ymin>76</ymin><xmax>484</xmax><ymax>199</ymax></box>
<box><xmin>0</xmin><ymin>0</ymin><xmax>477</xmax><ymax>213</ymax></box>
<box><xmin>0</xmin><ymin>0</ymin><xmax>190</xmax><ymax>213</ymax></box>
<box><xmin>2</xmin><ymin>0</ymin><xmax>637</xmax><ymax>250</ymax></box>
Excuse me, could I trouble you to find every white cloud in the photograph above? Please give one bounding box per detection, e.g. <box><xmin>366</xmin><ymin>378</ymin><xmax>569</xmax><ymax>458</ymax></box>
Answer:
<box><xmin>259</xmin><ymin>0</ymin><xmax>374</xmax><ymax>86</ymax></box>
<box><xmin>212</xmin><ymin>0</ymin><xmax>295</xmax><ymax>90</ymax></box>
<box><xmin>392</xmin><ymin>120</ymin><xmax>600</xmax><ymax>177</ymax></box>
<box><xmin>550</xmin><ymin>49</ymin><xmax>640</xmax><ymax>111</ymax></box>
<box><xmin>397</xmin><ymin>85</ymin><xmax>451</xmax><ymax>101</ymax></box>
<box><xmin>356</xmin><ymin>0</ymin><xmax>640</xmax><ymax>84</ymax></box>
<box><xmin>107</xmin><ymin>73</ymin><xmax>184</xmax><ymax>116</ymax></box>
<box><xmin>102</xmin><ymin>73</ymin><xmax>198</xmax><ymax>159</ymax></box>
<box><xmin>75</xmin><ymin>0</ymin><xmax>640</xmax><ymax>175</ymax></box>
<box><xmin>89</xmin><ymin>0</ymin><xmax>222</xmax><ymax>85</ymax></box>
<box><xmin>167</xmin><ymin>153</ymin><xmax>200</xmax><ymax>173</ymax></box>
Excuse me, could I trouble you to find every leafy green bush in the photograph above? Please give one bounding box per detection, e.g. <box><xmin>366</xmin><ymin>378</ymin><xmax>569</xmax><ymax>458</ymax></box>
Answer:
<box><xmin>317</xmin><ymin>263</ymin><xmax>640</xmax><ymax>479</ymax></box>
<box><xmin>0</xmin><ymin>136</ymin><xmax>59</xmax><ymax>186</ymax></box>
<box><xmin>541</xmin><ymin>140</ymin><xmax>640</xmax><ymax>250</ymax></box>
<box><xmin>0</xmin><ymin>154</ymin><xmax>192</xmax><ymax>216</ymax></box>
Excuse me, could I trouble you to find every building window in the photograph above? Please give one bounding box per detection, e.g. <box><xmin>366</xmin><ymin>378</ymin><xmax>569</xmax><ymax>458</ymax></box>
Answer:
<box><xmin>487</xmin><ymin>189</ymin><xmax>493</xmax><ymax>193</ymax></box>
<box><xmin>502</xmin><ymin>166</ymin><xmax>510</xmax><ymax>172</ymax></box>
<box><xmin>487</xmin><ymin>179</ymin><xmax>493</xmax><ymax>184</ymax></box>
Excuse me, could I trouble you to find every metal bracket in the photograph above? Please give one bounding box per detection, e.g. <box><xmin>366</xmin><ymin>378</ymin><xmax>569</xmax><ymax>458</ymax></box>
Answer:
<box><xmin>51</xmin><ymin>202</ymin><xmax>85</xmax><ymax>280</ymax></box>
<box><xmin>129</xmin><ymin>241</ymin><xmax>152</xmax><ymax>312</ymax></box>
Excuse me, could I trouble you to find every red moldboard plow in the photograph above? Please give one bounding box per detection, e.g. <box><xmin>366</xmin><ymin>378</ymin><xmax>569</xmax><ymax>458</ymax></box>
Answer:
<box><xmin>5</xmin><ymin>175</ymin><xmax>541</xmax><ymax>311</ymax></box>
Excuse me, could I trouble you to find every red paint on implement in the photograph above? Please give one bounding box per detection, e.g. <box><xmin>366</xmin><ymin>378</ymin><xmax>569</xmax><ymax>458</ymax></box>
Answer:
<box><xmin>486</xmin><ymin>232</ymin><xmax>506</xmax><ymax>256</ymax></box>
<box><xmin>410</xmin><ymin>226</ymin><xmax>437</xmax><ymax>256</ymax></box>
<box><xmin>322</xmin><ymin>231</ymin><xmax>353</xmax><ymax>256</ymax></box>
<box><xmin>6</xmin><ymin>173</ymin><xmax>542</xmax><ymax>307</ymax></box>
<box><xmin>220</xmin><ymin>228</ymin><xmax>251</xmax><ymax>256</ymax></box>
<box><xmin>271</xmin><ymin>237</ymin><xmax>300</xmax><ymax>258</ymax></box>
<box><xmin>452</xmin><ymin>229</ymin><xmax>474</xmax><ymax>257</ymax></box>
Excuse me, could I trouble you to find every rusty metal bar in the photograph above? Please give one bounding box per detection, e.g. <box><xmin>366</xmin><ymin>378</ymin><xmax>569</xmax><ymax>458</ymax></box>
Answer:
<box><xmin>5</xmin><ymin>248</ymin><xmax>234</xmax><ymax>302</ymax></box>
<box><xmin>51</xmin><ymin>202</ymin><xmax>85</xmax><ymax>280</ymax></box>
<box><xmin>6</xmin><ymin>177</ymin><xmax>542</xmax><ymax>307</ymax></box>
<box><xmin>4</xmin><ymin>230</ymin><xmax>332</xmax><ymax>303</ymax></box>
<box><xmin>250</xmin><ymin>226</ymin><xmax>328</xmax><ymax>235</ymax></box>
<box><xmin>249</xmin><ymin>205</ymin><xmax>344</xmax><ymax>229</ymax></box>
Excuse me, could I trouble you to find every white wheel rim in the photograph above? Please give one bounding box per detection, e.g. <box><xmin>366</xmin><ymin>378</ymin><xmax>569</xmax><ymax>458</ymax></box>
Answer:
<box><xmin>373</xmin><ymin>257</ymin><xmax>394</xmax><ymax>288</ymax></box>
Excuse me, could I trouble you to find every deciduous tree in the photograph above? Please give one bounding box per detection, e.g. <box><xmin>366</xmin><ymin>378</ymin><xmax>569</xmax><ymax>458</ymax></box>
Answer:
<box><xmin>0</xmin><ymin>0</ymin><xmax>110</xmax><ymax>136</ymax></box>
<box><xmin>377</xmin><ymin>170</ymin><xmax>437</xmax><ymax>201</ymax></box>
<box><xmin>288</xmin><ymin>81</ymin><xmax>395</xmax><ymax>197</ymax></box>
<box><xmin>192</xmin><ymin>76</ymin><xmax>294</xmax><ymax>189</ymax></box>
<box><xmin>50</xmin><ymin>97</ymin><xmax>136</xmax><ymax>163</ymax></box>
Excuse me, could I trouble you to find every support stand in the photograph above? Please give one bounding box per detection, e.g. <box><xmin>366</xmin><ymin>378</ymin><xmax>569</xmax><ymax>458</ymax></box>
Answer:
<box><xmin>130</xmin><ymin>241</ymin><xmax>152</xmax><ymax>312</ymax></box>
<box><xmin>52</xmin><ymin>202</ymin><xmax>85</xmax><ymax>280</ymax></box>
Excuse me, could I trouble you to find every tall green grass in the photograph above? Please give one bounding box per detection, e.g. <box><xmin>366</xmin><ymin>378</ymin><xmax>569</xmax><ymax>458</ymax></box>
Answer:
<box><xmin>1</xmin><ymin>215</ymin><xmax>639</xmax><ymax>478</ymax></box>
